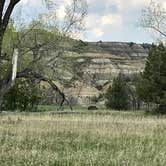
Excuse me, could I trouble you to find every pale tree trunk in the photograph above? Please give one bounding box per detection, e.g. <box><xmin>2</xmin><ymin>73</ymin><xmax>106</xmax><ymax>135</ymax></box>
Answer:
<box><xmin>11</xmin><ymin>49</ymin><xmax>18</xmax><ymax>84</ymax></box>
<box><xmin>0</xmin><ymin>49</ymin><xmax>18</xmax><ymax>112</ymax></box>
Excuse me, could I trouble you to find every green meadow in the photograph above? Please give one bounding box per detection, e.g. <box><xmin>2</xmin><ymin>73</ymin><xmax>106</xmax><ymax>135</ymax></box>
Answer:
<box><xmin>0</xmin><ymin>111</ymin><xmax>166</xmax><ymax>166</ymax></box>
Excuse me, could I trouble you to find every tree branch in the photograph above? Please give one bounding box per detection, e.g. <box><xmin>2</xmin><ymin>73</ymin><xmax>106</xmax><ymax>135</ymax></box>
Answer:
<box><xmin>2</xmin><ymin>0</ymin><xmax>20</xmax><ymax>33</ymax></box>
<box><xmin>16</xmin><ymin>69</ymin><xmax>73</xmax><ymax>111</ymax></box>
<box><xmin>0</xmin><ymin>0</ymin><xmax>5</xmax><ymax>21</ymax></box>
<box><xmin>151</xmin><ymin>26</ymin><xmax>166</xmax><ymax>38</ymax></box>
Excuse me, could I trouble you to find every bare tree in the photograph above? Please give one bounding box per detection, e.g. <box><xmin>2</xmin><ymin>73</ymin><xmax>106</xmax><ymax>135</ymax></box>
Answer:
<box><xmin>0</xmin><ymin>0</ymin><xmax>87</xmax><ymax>112</ymax></box>
<box><xmin>141</xmin><ymin>0</ymin><xmax>166</xmax><ymax>39</ymax></box>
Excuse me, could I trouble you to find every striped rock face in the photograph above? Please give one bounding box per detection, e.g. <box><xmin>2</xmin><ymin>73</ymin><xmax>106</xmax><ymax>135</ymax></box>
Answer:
<box><xmin>64</xmin><ymin>42</ymin><xmax>150</xmax><ymax>105</ymax></box>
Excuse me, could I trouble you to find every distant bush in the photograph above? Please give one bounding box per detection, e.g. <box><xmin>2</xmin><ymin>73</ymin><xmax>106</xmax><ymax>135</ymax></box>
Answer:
<box><xmin>129</xmin><ymin>42</ymin><xmax>135</xmax><ymax>47</ymax></box>
<box><xmin>142</xmin><ymin>43</ymin><xmax>151</xmax><ymax>49</ymax></box>
<box><xmin>3</xmin><ymin>78</ymin><xmax>41</xmax><ymax>112</ymax></box>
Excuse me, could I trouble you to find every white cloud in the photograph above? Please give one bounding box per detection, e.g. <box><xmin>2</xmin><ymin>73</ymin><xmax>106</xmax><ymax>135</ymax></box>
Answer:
<box><xmin>83</xmin><ymin>0</ymin><xmax>159</xmax><ymax>41</ymax></box>
<box><xmin>85</xmin><ymin>14</ymin><xmax>100</xmax><ymax>29</ymax></box>
<box><xmin>64</xmin><ymin>0</ymin><xmax>72</xmax><ymax>6</ymax></box>
<box><xmin>56</xmin><ymin>5</ymin><xmax>66</xmax><ymax>19</ymax></box>
<box><xmin>55</xmin><ymin>0</ymin><xmax>73</xmax><ymax>20</ymax></box>
<box><xmin>101</xmin><ymin>14</ymin><xmax>122</xmax><ymax>26</ymax></box>
<box><xmin>110</xmin><ymin>0</ymin><xmax>149</xmax><ymax>11</ymax></box>
<box><xmin>92</xmin><ymin>28</ymin><xmax>104</xmax><ymax>37</ymax></box>
<box><xmin>20</xmin><ymin>0</ymin><xmax>166</xmax><ymax>42</ymax></box>
<box><xmin>101</xmin><ymin>15</ymin><xmax>112</xmax><ymax>25</ymax></box>
<box><xmin>163</xmin><ymin>1</ymin><xmax>166</xmax><ymax>10</ymax></box>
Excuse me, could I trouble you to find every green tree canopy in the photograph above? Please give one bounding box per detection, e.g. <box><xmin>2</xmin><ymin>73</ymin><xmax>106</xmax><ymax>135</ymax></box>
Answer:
<box><xmin>137</xmin><ymin>43</ymin><xmax>166</xmax><ymax>105</ymax></box>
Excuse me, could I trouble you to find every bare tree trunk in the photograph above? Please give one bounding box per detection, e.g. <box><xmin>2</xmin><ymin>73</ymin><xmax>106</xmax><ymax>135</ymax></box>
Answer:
<box><xmin>11</xmin><ymin>49</ymin><xmax>18</xmax><ymax>83</ymax></box>
<box><xmin>0</xmin><ymin>49</ymin><xmax>18</xmax><ymax>112</ymax></box>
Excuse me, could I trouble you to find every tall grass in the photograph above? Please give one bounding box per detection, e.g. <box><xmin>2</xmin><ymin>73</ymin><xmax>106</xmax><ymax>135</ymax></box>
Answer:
<box><xmin>0</xmin><ymin>111</ymin><xmax>166</xmax><ymax>165</ymax></box>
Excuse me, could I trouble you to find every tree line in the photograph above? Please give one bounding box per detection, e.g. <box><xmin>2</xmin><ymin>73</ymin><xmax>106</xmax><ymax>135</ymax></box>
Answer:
<box><xmin>105</xmin><ymin>43</ymin><xmax>166</xmax><ymax>112</ymax></box>
<box><xmin>105</xmin><ymin>1</ymin><xmax>166</xmax><ymax>112</ymax></box>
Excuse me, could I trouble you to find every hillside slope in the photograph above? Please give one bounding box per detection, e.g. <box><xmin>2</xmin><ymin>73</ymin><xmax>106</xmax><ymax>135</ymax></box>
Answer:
<box><xmin>65</xmin><ymin>41</ymin><xmax>150</xmax><ymax>105</ymax></box>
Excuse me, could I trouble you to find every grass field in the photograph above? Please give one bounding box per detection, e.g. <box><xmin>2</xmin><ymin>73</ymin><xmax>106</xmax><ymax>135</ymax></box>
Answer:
<box><xmin>0</xmin><ymin>111</ymin><xmax>166</xmax><ymax>166</ymax></box>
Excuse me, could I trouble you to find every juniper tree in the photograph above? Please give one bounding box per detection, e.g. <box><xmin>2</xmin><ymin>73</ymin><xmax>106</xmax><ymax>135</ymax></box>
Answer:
<box><xmin>137</xmin><ymin>43</ymin><xmax>166</xmax><ymax>107</ymax></box>
<box><xmin>105</xmin><ymin>73</ymin><xmax>130</xmax><ymax>110</ymax></box>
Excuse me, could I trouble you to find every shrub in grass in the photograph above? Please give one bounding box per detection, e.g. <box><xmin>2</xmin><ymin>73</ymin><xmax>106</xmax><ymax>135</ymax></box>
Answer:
<box><xmin>3</xmin><ymin>78</ymin><xmax>41</xmax><ymax>112</ymax></box>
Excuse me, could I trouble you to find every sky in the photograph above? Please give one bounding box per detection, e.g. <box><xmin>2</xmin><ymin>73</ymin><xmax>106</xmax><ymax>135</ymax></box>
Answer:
<box><xmin>15</xmin><ymin>0</ymin><xmax>166</xmax><ymax>43</ymax></box>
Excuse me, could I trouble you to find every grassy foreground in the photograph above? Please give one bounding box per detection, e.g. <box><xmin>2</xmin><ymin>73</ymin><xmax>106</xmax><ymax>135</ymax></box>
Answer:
<box><xmin>0</xmin><ymin>111</ymin><xmax>166</xmax><ymax>166</ymax></box>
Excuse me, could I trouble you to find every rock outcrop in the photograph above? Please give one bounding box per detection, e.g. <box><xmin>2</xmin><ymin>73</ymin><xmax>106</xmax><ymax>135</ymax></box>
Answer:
<box><xmin>65</xmin><ymin>41</ymin><xmax>150</xmax><ymax>105</ymax></box>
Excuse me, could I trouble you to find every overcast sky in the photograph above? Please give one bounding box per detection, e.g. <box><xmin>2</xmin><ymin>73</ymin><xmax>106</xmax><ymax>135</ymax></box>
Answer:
<box><xmin>16</xmin><ymin>0</ymin><xmax>166</xmax><ymax>43</ymax></box>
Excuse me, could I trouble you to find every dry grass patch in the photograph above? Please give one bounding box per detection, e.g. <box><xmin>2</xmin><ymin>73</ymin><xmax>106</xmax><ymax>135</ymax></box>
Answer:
<box><xmin>0</xmin><ymin>111</ymin><xmax>166</xmax><ymax>165</ymax></box>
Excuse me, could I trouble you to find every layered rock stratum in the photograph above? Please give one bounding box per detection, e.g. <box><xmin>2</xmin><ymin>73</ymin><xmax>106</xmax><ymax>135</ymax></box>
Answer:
<box><xmin>65</xmin><ymin>41</ymin><xmax>150</xmax><ymax>105</ymax></box>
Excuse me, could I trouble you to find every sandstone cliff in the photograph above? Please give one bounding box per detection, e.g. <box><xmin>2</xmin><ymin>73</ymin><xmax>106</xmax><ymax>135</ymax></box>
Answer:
<box><xmin>65</xmin><ymin>41</ymin><xmax>150</xmax><ymax>105</ymax></box>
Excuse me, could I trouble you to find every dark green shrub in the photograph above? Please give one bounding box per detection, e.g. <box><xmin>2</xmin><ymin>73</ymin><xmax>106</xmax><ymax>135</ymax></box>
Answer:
<box><xmin>105</xmin><ymin>73</ymin><xmax>130</xmax><ymax>110</ymax></box>
<box><xmin>3</xmin><ymin>78</ymin><xmax>41</xmax><ymax>111</ymax></box>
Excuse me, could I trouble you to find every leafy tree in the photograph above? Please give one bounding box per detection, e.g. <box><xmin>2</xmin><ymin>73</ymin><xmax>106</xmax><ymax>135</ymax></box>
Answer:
<box><xmin>137</xmin><ymin>43</ymin><xmax>166</xmax><ymax>106</ymax></box>
<box><xmin>105</xmin><ymin>73</ymin><xmax>130</xmax><ymax>110</ymax></box>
